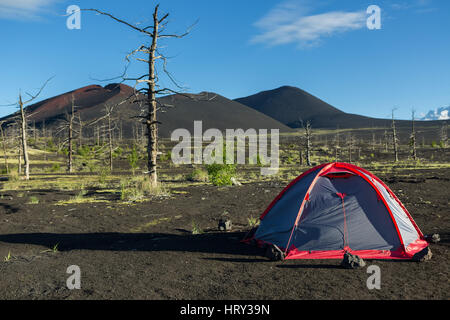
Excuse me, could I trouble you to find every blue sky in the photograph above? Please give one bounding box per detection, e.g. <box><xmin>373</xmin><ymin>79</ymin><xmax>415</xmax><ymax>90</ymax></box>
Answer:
<box><xmin>0</xmin><ymin>0</ymin><xmax>449</xmax><ymax>120</ymax></box>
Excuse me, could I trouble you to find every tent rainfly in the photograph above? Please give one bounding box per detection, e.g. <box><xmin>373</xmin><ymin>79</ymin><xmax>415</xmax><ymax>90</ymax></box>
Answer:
<box><xmin>244</xmin><ymin>162</ymin><xmax>429</xmax><ymax>260</ymax></box>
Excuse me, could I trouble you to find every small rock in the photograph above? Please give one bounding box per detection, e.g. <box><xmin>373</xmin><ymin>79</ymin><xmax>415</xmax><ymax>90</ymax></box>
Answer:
<box><xmin>341</xmin><ymin>252</ymin><xmax>366</xmax><ymax>269</ymax></box>
<box><xmin>265</xmin><ymin>244</ymin><xmax>285</xmax><ymax>261</ymax></box>
<box><xmin>218</xmin><ymin>219</ymin><xmax>232</xmax><ymax>231</ymax></box>
<box><xmin>425</xmin><ymin>233</ymin><xmax>441</xmax><ymax>244</ymax></box>
<box><xmin>412</xmin><ymin>247</ymin><xmax>432</xmax><ymax>262</ymax></box>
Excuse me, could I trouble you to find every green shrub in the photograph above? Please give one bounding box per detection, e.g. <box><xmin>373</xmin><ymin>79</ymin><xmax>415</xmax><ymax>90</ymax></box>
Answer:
<box><xmin>247</xmin><ymin>216</ymin><xmax>260</xmax><ymax>227</ymax></box>
<box><xmin>98</xmin><ymin>167</ymin><xmax>110</xmax><ymax>187</ymax></box>
<box><xmin>51</xmin><ymin>163</ymin><xmax>61</xmax><ymax>172</ymax></box>
<box><xmin>159</xmin><ymin>150</ymin><xmax>172</xmax><ymax>162</ymax></box>
<box><xmin>113</xmin><ymin>146</ymin><xmax>123</xmax><ymax>159</ymax></box>
<box><xmin>28</xmin><ymin>196</ymin><xmax>39</xmax><ymax>204</ymax></box>
<box><xmin>127</xmin><ymin>146</ymin><xmax>139</xmax><ymax>175</ymax></box>
<box><xmin>191</xmin><ymin>221</ymin><xmax>203</xmax><ymax>235</ymax></box>
<box><xmin>206</xmin><ymin>163</ymin><xmax>236</xmax><ymax>186</ymax></box>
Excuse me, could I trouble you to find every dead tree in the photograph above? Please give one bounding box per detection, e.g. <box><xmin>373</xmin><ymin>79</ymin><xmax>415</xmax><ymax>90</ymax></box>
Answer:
<box><xmin>334</xmin><ymin>126</ymin><xmax>340</xmax><ymax>162</ymax></box>
<box><xmin>85</xmin><ymin>102</ymin><xmax>121</xmax><ymax>172</ymax></box>
<box><xmin>347</xmin><ymin>133</ymin><xmax>354</xmax><ymax>163</ymax></box>
<box><xmin>78</xmin><ymin>113</ymin><xmax>84</xmax><ymax>149</ymax></box>
<box><xmin>68</xmin><ymin>95</ymin><xmax>76</xmax><ymax>172</ymax></box>
<box><xmin>0</xmin><ymin>122</ymin><xmax>9</xmax><ymax>174</ymax></box>
<box><xmin>371</xmin><ymin>130</ymin><xmax>376</xmax><ymax>152</ymax></box>
<box><xmin>101</xmin><ymin>103</ymin><xmax>118</xmax><ymax>171</ymax></box>
<box><xmin>42</xmin><ymin>120</ymin><xmax>46</xmax><ymax>140</ymax></box>
<box><xmin>391</xmin><ymin>109</ymin><xmax>399</xmax><ymax>162</ymax></box>
<box><xmin>1</xmin><ymin>79</ymin><xmax>53</xmax><ymax>180</ymax></box>
<box><xmin>383</xmin><ymin>129</ymin><xmax>389</xmax><ymax>152</ymax></box>
<box><xmin>440</xmin><ymin>121</ymin><xmax>448</xmax><ymax>148</ymax></box>
<box><xmin>299</xmin><ymin>119</ymin><xmax>312</xmax><ymax>166</ymax></box>
<box><xmin>55</xmin><ymin>94</ymin><xmax>80</xmax><ymax>173</ymax></box>
<box><xmin>18</xmin><ymin>131</ymin><xmax>22</xmax><ymax>175</ymax></box>
<box><xmin>18</xmin><ymin>95</ymin><xmax>31</xmax><ymax>179</ymax></box>
<box><xmin>410</xmin><ymin>110</ymin><xmax>417</xmax><ymax>160</ymax></box>
<box><xmin>82</xmin><ymin>6</ymin><xmax>195</xmax><ymax>186</ymax></box>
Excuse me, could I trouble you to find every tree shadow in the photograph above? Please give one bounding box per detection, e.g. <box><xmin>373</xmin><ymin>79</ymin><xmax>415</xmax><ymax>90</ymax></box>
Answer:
<box><xmin>0</xmin><ymin>231</ymin><xmax>265</xmax><ymax>257</ymax></box>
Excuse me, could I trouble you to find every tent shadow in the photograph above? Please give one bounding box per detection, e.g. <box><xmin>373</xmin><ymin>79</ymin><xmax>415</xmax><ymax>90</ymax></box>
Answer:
<box><xmin>202</xmin><ymin>257</ymin><xmax>268</xmax><ymax>263</ymax></box>
<box><xmin>0</xmin><ymin>231</ymin><xmax>265</xmax><ymax>257</ymax></box>
<box><xmin>276</xmin><ymin>264</ymin><xmax>342</xmax><ymax>270</ymax></box>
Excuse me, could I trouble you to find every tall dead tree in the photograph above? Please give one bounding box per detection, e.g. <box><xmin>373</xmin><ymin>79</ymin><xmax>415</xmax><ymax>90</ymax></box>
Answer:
<box><xmin>68</xmin><ymin>95</ymin><xmax>76</xmax><ymax>172</ymax></box>
<box><xmin>299</xmin><ymin>119</ymin><xmax>312</xmax><ymax>166</ymax></box>
<box><xmin>371</xmin><ymin>130</ymin><xmax>376</xmax><ymax>152</ymax></box>
<box><xmin>18</xmin><ymin>131</ymin><xmax>22</xmax><ymax>175</ymax></box>
<box><xmin>55</xmin><ymin>94</ymin><xmax>79</xmax><ymax>173</ymax></box>
<box><xmin>391</xmin><ymin>109</ymin><xmax>399</xmax><ymax>162</ymax></box>
<box><xmin>347</xmin><ymin>133</ymin><xmax>354</xmax><ymax>163</ymax></box>
<box><xmin>335</xmin><ymin>126</ymin><xmax>340</xmax><ymax>162</ymax></box>
<box><xmin>100</xmin><ymin>103</ymin><xmax>118</xmax><ymax>171</ymax></box>
<box><xmin>440</xmin><ymin>121</ymin><xmax>448</xmax><ymax>148</ymax></box>
<box><xmin>85</xmin><ymin>101</ymin><xmax>121</xmax><ymax>172</ymax></box>
<box><xmin>383</xmin><ymin>129</ymin><xmax>389</xmax><ymax>152</ymax></box>
<box><xmin>18</xmin><ymin>94</ymin><xmax>31</xmax><ymax>179</ymax></box>
<box><xmin>78</xmin><ymin>113</ymin><xmax>84</xmax><ymax>149</ymax></box>
<box><xmin>410</xmin><ymin>110</ymin><xmax>417</xmax><ymax>160</ymax></box>
<box><xmin>82</xmin><ymin>6</ymin><xmax>194</xmax><ymax>186</ymax></box>
<box><xmin>1</xmin><ymin>79</ymin><xmax>52</xmax><ymax>180</ymax></box>
<box><xmin>0</xmin><ymin>122</ymin><xmax>9</xmax><ymax>174</ymax></box>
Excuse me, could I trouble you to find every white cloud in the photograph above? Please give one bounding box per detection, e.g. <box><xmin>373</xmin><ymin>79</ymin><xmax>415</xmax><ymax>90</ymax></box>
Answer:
<box><xmin>0</xmin><ymin>0</ymin><xmax>58</xmax><ymax>20</ymax></box>
<box><xmin>251</xmin><ymin>1</ymin><xmax>366</xmax><ymax>48</ymax></box>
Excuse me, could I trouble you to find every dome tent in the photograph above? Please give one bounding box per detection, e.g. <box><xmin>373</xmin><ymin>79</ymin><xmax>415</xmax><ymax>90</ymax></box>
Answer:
<box><xmin>244</xmin><ymin>163</ymin><xmax>429</xmax><ymax>260</ymax></box>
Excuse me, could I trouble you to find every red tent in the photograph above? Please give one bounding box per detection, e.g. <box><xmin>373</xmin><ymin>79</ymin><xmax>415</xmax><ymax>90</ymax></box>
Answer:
<box><xmin>244</xmin><ymin>163</ymin><xmax>428</xmax><ymax>260</ymax></box>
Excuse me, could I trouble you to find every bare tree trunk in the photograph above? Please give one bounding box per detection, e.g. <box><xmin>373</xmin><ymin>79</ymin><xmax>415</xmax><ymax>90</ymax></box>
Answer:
<box><xmin>96</xmin><ymin>126</ymin><xmax>100</xmax><ymax>146</ymax></box>
<box><xmin>384</xmin><ymin>129</ymin><xmax>389</xmax><ymax>152</ymax></box>
<box><xmin>304</xmin><ymin>121</ymin><xmax>312</xmax><ymax>166</ymax></box>
<box><xmin>119</xmin><ymin>120</ymin><xmax>123</xmax><ymax>142</ymax></box>
<box><xmin>0</xmin><ymin>123</ymin><xmax>9</xmax><ymax>174</ymax></box>
<box><xmin>410</xmin><ymin>110</ymin><xmax>417</xmax><ymax>160</ymax></box>
<box><xmin>68</xmin><ymin>102</ymin><xmax>75</xmax><ymax>173</ymax></box>
<box><xmin>78</xmin><ymin>113</ymin><xmax>83</xmax><ymax>149</ymax></box>
<box><xmin>18</xmin><ymin>137</ymin><xmax>22</xmax><ymax>175</ymax></box>
<box><xmin>147</xmin><ymin>6</ymin><xmax>160</xmax><ymax>186</ymax></box>
<box><xmin>335</xmin><ymin>127</ymin><xmax>340</xmax><ymax>162</ymax></box>
<box><xmin>392</xmin><ymin>110</ymin><xmax>399</xmax><ymax>162</ymax></box>
<box><xmin>347</xmin><ymin>134</ymin><xmax>353</xmax><ymax>163</ymax></box>
<box><xmin>372</xmin><ymin>132</ymin><xmax>376</xmax><ymax>151</ymax></box>
<box><xmin>440</xmin><ymin>122</ymin><xmax>448</xmax><ymax>148</ymax></box>
<box><xmin>108</xmin><ymin>109</ymin><xmax>113</xmax><ymax>172</ymax></box>
<box><xmin>19</xmin><ymin>95</ymin><xmax>30</xmax><ymax>180</ymax></box>
<box><xmin>42</xmin><ymin>120</ymin><xmax>46</xmax><ymax>139</ymax></box>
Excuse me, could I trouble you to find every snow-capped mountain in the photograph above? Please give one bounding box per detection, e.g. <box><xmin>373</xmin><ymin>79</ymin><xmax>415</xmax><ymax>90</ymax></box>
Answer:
<box><xmin>420</xmin><ymin>106</ymin><xmax>450</xmax><ymax>121</ymax></box>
